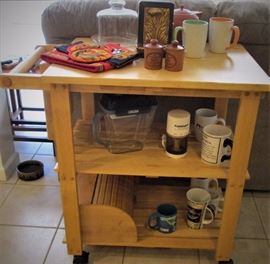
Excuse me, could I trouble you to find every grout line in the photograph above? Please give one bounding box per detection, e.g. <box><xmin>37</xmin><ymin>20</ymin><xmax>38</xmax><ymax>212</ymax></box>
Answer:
<box><xmin>234</xmin><ymin>237</ymin><xmax>270</xmax><ymax>242</ymax></box>
<box><xmin>197</xmin><ymin>249</ymin><xmax>201</xmax><ymax>264</ymax></box>
<box><xmin>15</xmin><ymin>182</ymin><xmax>60</xmax><ymax>187</ymax></box>
<box><xmin>0</xmin><ymin>184</ymin><xmax>17</xmax><ymax>208</ymax></box>
<box><xmin>234</xmin><ymin>191</ymin><xmax>266</xmax><ymax>240</ymax></box>
<box><xmin>122</xmin><ymin>247</ymin><xmax>126</xmax><ymax>264</ymax></box>
<box><xmin>42</xmin><ymin>227</ymin><xmax>58</xmax><ymax>264</ymax></box>
<box><xmin>33</xmin><ymin>142</ymin><xmax>43</xmax><ymax>156</ymax></box>
<box><xmin>0</xmin><ymin>223</ymin><xmax>60</xmax><ymax>229</ymax></box>
<box><xmin>32</xmin><ymin>142</ymin><xmax>55</xmax><ymax>157</ymax></box>
<box><xmin>252</xmin><ymin>192</ymin><xmax>269</xmax><ymax>240</ymax></box>
<box><xmin>56</xmin><ymin>214</ymin><xmax>64</xmax><ymax>229</ymax></box>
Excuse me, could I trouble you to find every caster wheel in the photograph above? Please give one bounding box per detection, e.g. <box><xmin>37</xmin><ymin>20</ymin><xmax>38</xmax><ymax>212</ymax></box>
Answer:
<box><xmin>219</xmin><ymin>259</ymin><xmax>234</xmax><ymax>264</ymax></box>
<box><xmin>73</xmin><ymin>251</ymin><xmax>89</xmax><ymax>264</ymax></box>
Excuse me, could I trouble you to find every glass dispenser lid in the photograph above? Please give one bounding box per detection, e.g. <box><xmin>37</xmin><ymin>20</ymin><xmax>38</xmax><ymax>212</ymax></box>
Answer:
<box><xmin>93</xmin><ymin>0</ymin><xmax>138</xmax><ymax>47</ymax></box>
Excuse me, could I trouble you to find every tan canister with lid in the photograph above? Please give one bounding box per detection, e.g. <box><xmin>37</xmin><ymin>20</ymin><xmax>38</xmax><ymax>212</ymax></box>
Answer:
<box><xmin>165</xmin><ymin>40</ymin><xmax>184</xmax><ymax>71</ymax></box>
<box><xmin>144</xmin><ymin>39</ymin><xmax>164</xmax><ymax>70</ymax></box>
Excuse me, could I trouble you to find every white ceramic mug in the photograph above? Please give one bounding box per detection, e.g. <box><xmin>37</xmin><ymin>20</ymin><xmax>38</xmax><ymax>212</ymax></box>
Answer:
<box><xmin>186</xmin><ymin>188</ymin><xmax>215</xmax><ymax>229</ymax></box>
<box><xmin>201</xmin><ymin>124</ymin><xmax>233</xmax><ymax>165</ymax></box>
<box><xmin>190</xmin><ymin>178</ymin><xmax>219</xmax><ymax>192</ymax></box>
<box><xmin>209</xmin><ymin>17</ymin><xmax>240</xmax><ymax>53</ymax></box>
<box><xmin>179</xmin><ymin>19</ymin><xmax>208</xmax><ymax>58</ymax></box>
<box><xmin>194</xmin><ymin>108</ymin><xmax>226</xmax><ymax>142</ymax></box>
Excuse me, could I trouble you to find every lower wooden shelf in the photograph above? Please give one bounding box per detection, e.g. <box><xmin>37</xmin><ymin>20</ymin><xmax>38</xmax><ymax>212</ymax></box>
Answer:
<box><xmin>77</xmin><ymin>174</ymin><xmax>221</xmax><ymax>250</ymax></box>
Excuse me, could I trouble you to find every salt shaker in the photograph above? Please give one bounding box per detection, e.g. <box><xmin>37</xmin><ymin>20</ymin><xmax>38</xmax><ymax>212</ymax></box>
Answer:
<box><xmin>144</xmin><ymin>39</ymin><xmax>164</xmax><ymax>70</ymax></box>
<box><xmin>165</xmin><ymin>40</ymin><xmax>184</xmax><ymax>71</ymax></box>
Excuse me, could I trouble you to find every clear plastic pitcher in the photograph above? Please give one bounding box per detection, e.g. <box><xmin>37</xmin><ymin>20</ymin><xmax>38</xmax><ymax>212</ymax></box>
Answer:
<box><xmin>93</xmin><ymin>94</ymin><xmax>157</xmax><ymax>154</ymax></box>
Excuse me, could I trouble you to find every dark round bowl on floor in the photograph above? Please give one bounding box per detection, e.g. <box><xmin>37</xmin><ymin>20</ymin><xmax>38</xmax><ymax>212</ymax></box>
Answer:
<box><xmin>16</xmin><ymin>160</ymin><xmax>44</xmax><ymax>181</ymax></box>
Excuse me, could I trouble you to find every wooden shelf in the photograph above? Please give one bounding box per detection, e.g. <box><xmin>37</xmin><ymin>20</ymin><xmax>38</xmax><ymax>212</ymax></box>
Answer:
<box><xmin>73</xmin><ymin>120</ymin><xmax>228</xmax><ymax>179</ymax></box>
<box><xmin>133</xmin><ymin>184</ymin><xmax>220</xmax><ymax>249</ymax></box>
<box><xmin>77</xmin><ymin>175</ymin><xmax>220</xmax><ymax>249</ymax></box>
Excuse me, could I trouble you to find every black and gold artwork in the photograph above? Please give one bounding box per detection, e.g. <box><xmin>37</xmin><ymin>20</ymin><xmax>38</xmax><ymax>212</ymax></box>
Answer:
<box><xmin>138</xmin><ymin>2</ymin><xmax>174</xmax><ymax>47</ymax></box>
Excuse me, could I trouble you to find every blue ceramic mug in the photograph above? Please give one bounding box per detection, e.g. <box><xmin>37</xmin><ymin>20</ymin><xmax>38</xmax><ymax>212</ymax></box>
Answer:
<box><xmin>148</xmin><ymin>203</ymin><xmax>177</xmax><ymax>233</ymax></box>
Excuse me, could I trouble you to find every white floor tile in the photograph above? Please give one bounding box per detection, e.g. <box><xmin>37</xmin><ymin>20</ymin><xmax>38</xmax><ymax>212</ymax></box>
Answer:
<box><xmin>0</xmin><ymin>225</ymin><xmax>55</xmax><ymax>264</ymax></box>
<box><xmin>45</xmin><ymin>229</ymin><xmax>73</xmax><ymax>264</ymax></box>
<box><xmin>19</xmin><ymin>153</ymin><xmax>34</xmax><ymax>162</ymax></box>
<box><xmin>124</xmin><ymin>247</ymin><xmax>199</xmax><ymax>264</ymax></box>
<box><xmin>232</xmin><ymin>239</ymin><xmax>270</xmax><ymax>264</ymax></box>
<box><xmin>236</xmin><ymin>195</ymin><xmax>266</xmax><ymax>239</ymax></box>
<box><xmin>36</xmin><ymin>143</ymin><xmax>55</xmax><ymax>156</ymax></box>
<box><xmin>14</xmin><ymin>141</ymin><xmax>41</xmax><ymax>154</ymax></box>
<box><xmin>0</xmin><ymin>183</ymin><xmax>13</xmax><ymax>206</ymax></box>
<box><xmin>17</xmin><ymin>155</ymin><xmax>59</xmax><ymax>186</ymax></box>
<box><xmin>90</xmin><ymin>246</ymin><xmax>124</xmax><ymax>264</ymax></box>
<box><xmin>253</xmin><ymin>192</ymin><xmax>270</xmax><ymax>199</ymax></box>
<box><xmin>0</xmin><ymin>185</ymin><xmax>62</xmax><ymax>227</ymax></box>
<box><xmin>198</xmin><ymin>249</ymin><xmax>216</xmax><ymax>264</ymax></box>
<box><xmin>199</xmin><ymin>239</ymin><xmax>270</xmax><ymax>263</ymax></box>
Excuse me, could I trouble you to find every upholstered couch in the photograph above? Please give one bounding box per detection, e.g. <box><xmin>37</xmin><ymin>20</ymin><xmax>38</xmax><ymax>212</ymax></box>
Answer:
<box><xmin>41</xmin><ymin>0</ymin><xmax>270</xmax><ymax>190</ymax></box>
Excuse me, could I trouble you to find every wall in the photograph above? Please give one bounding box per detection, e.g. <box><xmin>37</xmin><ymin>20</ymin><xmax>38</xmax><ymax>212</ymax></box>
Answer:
<box><xmin>0</xmin><ymin>69</ymin><xmax>20</xmax><ymax>180</ymax></box>
<box><xmin>0</xmin><ymin>0</ymin><xmax>55</xmax><ymax>59</ymax></box>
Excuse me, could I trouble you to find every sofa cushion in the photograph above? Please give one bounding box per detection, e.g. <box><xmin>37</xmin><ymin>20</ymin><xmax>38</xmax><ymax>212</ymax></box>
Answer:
<box><xmin>216</xmin><ymin>1</ymin><xmax>270</xmax><ymax>45</ymax></box>
<box><xmin>42</xmin><ymin>0</ymin><xmax>218</xmax><ymax>44</ymax></box>
<box><xmin>42</xmin><ymin>0</ymin><xmax>138</xmax><ymax>44</ymax></box>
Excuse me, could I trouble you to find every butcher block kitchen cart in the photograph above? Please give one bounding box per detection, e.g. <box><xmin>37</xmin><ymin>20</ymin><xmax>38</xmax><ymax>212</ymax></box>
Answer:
<box><xmin>1</xmin><ymin>41</ymin><xmax>269</xmax><ymax>263</ymax></box>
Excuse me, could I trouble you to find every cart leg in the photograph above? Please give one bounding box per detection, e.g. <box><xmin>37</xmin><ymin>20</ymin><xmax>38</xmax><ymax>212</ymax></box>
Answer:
<box><xmin>73</xmin><ymin>251</ymin><xmax>89</xmax><ymax>264</ymax></box>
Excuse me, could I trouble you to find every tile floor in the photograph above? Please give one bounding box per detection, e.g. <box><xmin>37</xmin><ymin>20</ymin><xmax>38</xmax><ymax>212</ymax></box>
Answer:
<box><xmin>0</xmin><ymin>141</ymin><xmax>269</xmax><ymax>264</ymax></box>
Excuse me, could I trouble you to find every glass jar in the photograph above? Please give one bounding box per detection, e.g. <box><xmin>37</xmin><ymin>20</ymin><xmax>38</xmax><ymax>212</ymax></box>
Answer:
<box><xmin>96</xmin><ymin>0</ymin><xmax>138</xmax><ymax>47</ymax></box>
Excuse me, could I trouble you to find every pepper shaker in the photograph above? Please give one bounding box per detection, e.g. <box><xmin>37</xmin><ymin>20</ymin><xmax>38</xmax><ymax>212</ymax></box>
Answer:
<box><xmin>144</xmin><ymin>39</ymin><xmax>164</xmax><ymax>70</ymax></box>
<box><xmin>165</xmin><ymin>40</ymin><xmax>184</xmax><ymax>71</ymax></box>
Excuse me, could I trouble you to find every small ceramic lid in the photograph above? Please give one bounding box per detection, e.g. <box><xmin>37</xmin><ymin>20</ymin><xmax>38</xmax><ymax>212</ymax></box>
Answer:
<box><xmin>144</xmin><ymin>39</ymin><xmax>163</xmax><ymax>49</ymax></box>
<box><xmin>173</xmin><ymin>5</ymin><xmax>201</xmax><ymax>27</ymax></box>
<box><xmin>167</xmin><ymin>40</ymin><xmax>184</xmax><ymax>51</ymax></box>
<box><xmin>175</xmin><ymin>5</ymin><xmax>200</xmax><ymax>17</ymax></box>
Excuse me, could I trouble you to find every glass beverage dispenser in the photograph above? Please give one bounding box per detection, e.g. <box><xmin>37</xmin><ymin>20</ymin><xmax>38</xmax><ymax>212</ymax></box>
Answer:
<box><xmin>93</xmin><ymin>94</ymin><xmax>157</xmax><ymax>154</ymax></box>
<box><xmin>96</xmin><ymin>0</ymin><xmax>138</xmax><ymax>46</ymax></box>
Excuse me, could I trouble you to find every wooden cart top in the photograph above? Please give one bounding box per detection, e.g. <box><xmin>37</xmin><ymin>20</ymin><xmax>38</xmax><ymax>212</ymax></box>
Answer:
<box><xmin>1</xmin><ymin>40</ymin><xmax>269</xmax><ymax>93</ymax></box>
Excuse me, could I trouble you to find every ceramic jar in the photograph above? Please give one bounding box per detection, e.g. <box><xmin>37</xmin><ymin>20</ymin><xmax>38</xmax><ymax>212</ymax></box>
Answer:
<box><xmin>173</xmin><ymin>5</ymin><xmax>202</xmax><ymax>27</ymax></box>
<box><xmin>165</xmin><ymin>40</ymin><xmax>184</xmax><ymax>71</ymax></box>
<box><xmin>144</xmin><ymin>39</ymin><xmax>164</xmax><ymax>70</ymax></box>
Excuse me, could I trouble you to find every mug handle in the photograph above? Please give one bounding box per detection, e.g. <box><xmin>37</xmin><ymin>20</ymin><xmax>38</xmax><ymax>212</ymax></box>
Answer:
<box><xmin>208</xmin><ymin>178</ymin><xmax>219</xmax><ymax>191</ymax></box>
<box><xmin>229</xmin><ymin>26</ymin><xmax>240</xmax><ymax>49</ymax></box>
<box><xmin>216</xmin><ymin>117</ymin><xmax>226</xmax><ymax>126</ymax></box>
<box><xmin>221</xmin><ymin>138</ymin><xmax>233</xmax><ymax>162</ymax></box>
<box><xmin>202</xmin><ymin>204</ymin><xmax>215</xmax><ymax>225</ymax></box>
<box><xmin>148</xmin><ymin>212</ymin><xmax>159</xmax><ymax>230</ymax></box>
<box><xmin>92</xmin><ymin>112</ymin><xmax>108</xmax><ymax>146</ymax></box>
<box><xmin>217</xmin><ymin>196</ymin><xmax>225</xmax><ymax>213</ymax></box>
<box><xmin>173</xmin><ymin>26</ymin><xmax>183</xmax><ymax>41</ymax></box>
<box><xmin>161</xmin><ymin>134</ymin><xmax>166</xmax><ymax>148</ymax></box>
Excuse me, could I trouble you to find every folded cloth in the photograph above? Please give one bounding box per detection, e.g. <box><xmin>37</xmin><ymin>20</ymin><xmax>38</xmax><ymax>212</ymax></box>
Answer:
<box><xmin>41</xmin><ymin>48</ymin><xmax>113</xmax><ymax>73</ymax></box>
<box><xmin>41</xmin><ymin>42</ymin><xmax>140</xmax><ymax>73</ymax></box>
